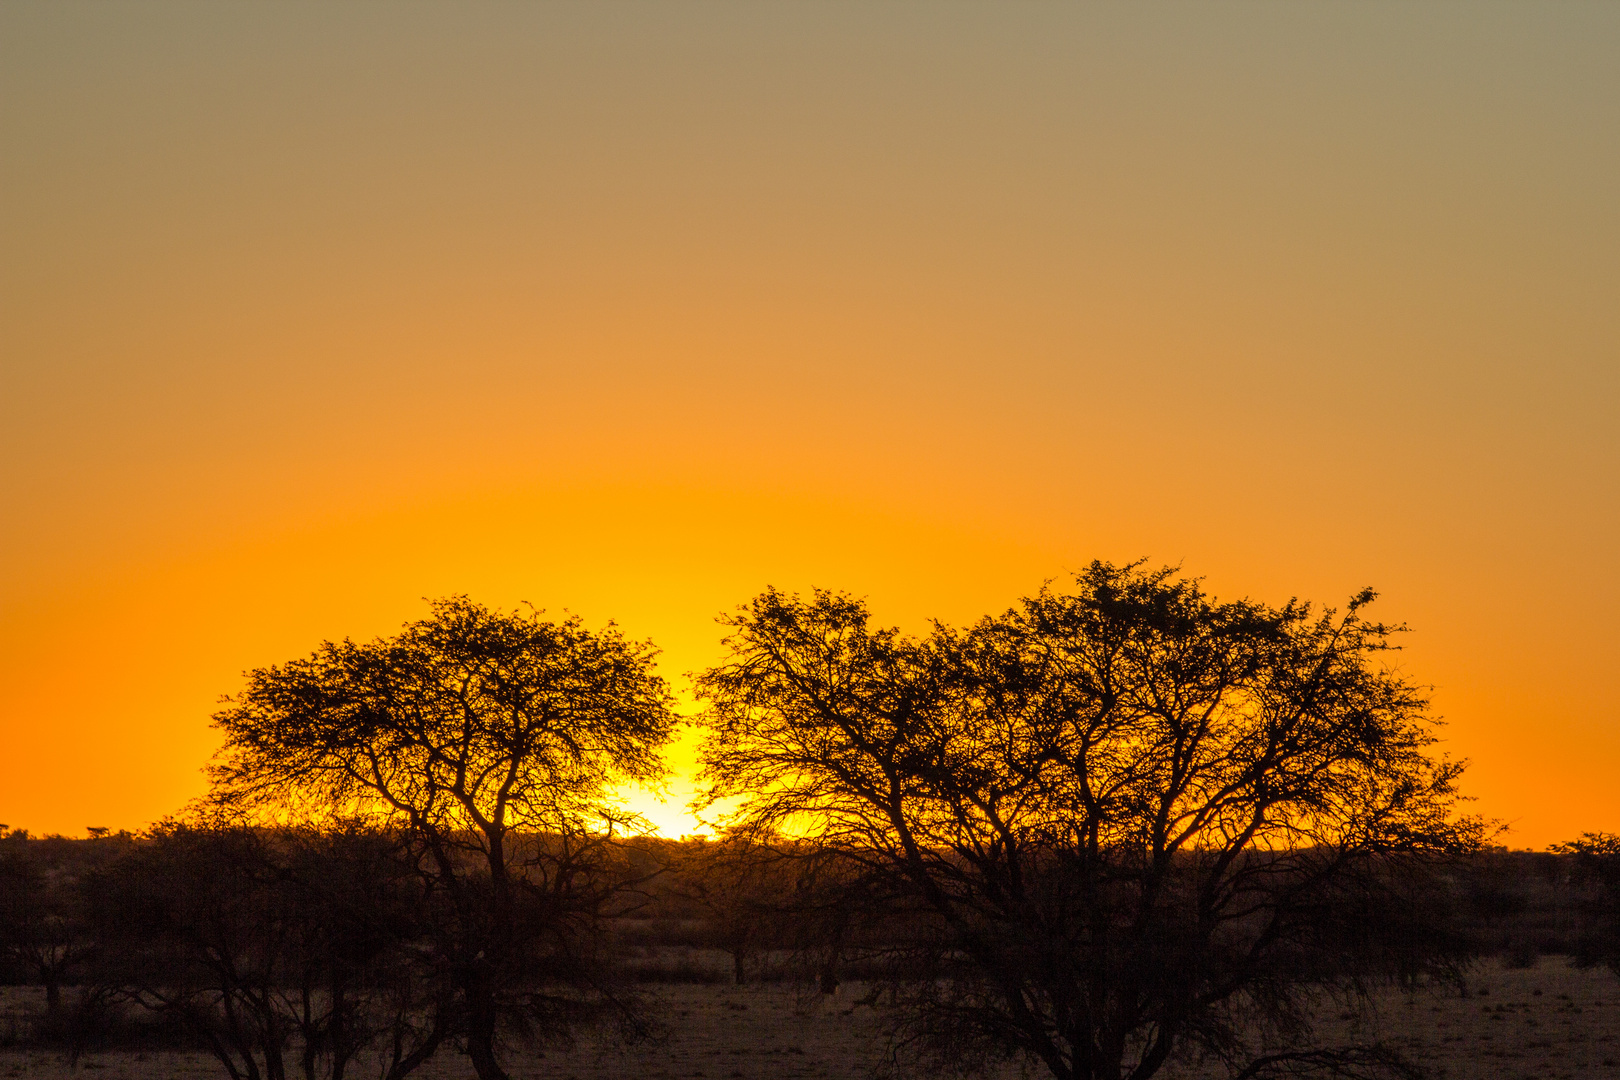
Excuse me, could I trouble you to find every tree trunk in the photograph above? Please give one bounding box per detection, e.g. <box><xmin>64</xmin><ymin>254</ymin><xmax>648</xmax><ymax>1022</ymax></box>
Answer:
<box><xmin>464</xmin><ymin>978</ymin><xmax>510</xmax><ymax>1080</ymax></box>
<box><xmin>732</xmin><ymin>948</ymin><xmax>747</xmax><ymax>985</ymax></box>
<box><xmin>467</xmin><ymin>826</ymin><xmax>515</xmax><ymax>1080</ymax></box>
<box><xmin>262</xmin><ymin>1014</ymin><xmax>288</xmax><ymax>1080</ymax></box>
<box><xmin>818</xmin><ymin>957</ymin><xmax>839</xmax><ymax>996</ymax></box>
<box><xmin>382</xmin><ymin>991</ymin><xmax>448</xmax><ymax>1080</ymax></box>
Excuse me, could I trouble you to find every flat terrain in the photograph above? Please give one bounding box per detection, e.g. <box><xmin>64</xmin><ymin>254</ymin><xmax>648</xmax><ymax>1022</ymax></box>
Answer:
<box><xmin>2</xmin><ymin>959</ymin><xmax>1616</xmax><ymax>1079</ymax></box>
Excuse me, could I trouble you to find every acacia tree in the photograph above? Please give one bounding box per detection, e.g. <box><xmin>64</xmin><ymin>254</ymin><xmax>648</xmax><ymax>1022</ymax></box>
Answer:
<box><xmin>210</xmin><ymin>597</ymin><xmax>677</xmax><ymax>1080</ymax></box>
<box><xmin>673</xmin><ymin>833</ymin><xmax>794</xmax><ymax>985</ymax></box>
<box><xmin>91</xmin><ymin>822</ymin><xmax>445</xmax><ymax>1080</ymax></box>
<box><xmin>0</xmin><ymin>835</ymin><xmax>110</xmax><ymax>1016</ymax></box>
<box><xmin>1551</xmin><ymin>832</ymin><xmax>1620</xmax><ymax>976</ymax></box>
<box><xmin>695</xmin><ymin>563</ymin><xmax>1485</xmax><ymax>1080</ymax></box>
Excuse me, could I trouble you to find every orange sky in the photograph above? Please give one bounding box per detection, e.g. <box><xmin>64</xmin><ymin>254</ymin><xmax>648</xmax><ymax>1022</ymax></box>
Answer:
<box><xmin>3</xmin><ymin>4</ymin><xmax>1616</xmax><ymax>847</ymax></box>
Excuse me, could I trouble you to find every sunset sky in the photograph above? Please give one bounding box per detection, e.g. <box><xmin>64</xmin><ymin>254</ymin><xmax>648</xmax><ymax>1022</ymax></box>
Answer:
<box><xmin>3</xmin><ymin>3</ymin><xmax>1616</xmax><ymax>847</ymax></box>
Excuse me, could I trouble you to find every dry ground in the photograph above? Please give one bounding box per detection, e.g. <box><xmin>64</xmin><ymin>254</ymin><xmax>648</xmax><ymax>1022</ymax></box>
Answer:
<box><xmin>1</xmin><ymin>959</ymin><xmax>1615</xmax><ymax>1079</ymax></box>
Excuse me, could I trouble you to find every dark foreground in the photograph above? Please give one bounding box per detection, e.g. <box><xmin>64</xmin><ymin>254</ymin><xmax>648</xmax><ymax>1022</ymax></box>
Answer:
<box><xmin>2</xmin><ymin>960</ymin><xmax>1615</xmax><ymax>1080</ymax></box>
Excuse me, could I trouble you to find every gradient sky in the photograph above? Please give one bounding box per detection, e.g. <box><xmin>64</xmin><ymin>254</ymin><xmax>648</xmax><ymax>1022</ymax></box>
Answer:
<box><xmin>3</xmin><ymin>3</ymin><xmax>1616</xmax><ymax>846</ymax></box>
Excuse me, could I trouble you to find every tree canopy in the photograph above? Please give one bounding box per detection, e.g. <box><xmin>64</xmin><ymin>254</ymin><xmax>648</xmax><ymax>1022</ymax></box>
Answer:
<box><xmin>1550</xmin><ymin>832</ymin><xmax>1620</xmax><ymax>975</ymax></box>
<box><xmin>695</xmin><ymin>562</ymin><xmax>1485</xmax><ymax>1080</ymax></box>
<box><xmin>209</xmin><ymin>596</ymin><xmax>678</xmax><ymax>1080</ymax></box>
<box><xmin>211</xmin><ymin>596</ymin><xmax>674</xmax><ymax>834</ymax></box>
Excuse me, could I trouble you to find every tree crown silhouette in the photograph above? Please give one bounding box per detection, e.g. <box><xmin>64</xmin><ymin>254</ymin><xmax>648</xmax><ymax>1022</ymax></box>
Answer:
<box><xmin>209</xmin><ymin>596</ymin><xmax>677</xmax><ymax>1080</ymax></box>
<box><xmin>695</xmin><ymin>562</ymin><xmax>1484</xmax><ymax>1080</ymax></box>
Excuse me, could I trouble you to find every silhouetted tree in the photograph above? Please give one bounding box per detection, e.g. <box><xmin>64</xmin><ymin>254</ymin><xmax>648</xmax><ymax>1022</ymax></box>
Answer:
<box><xmin>90</xmin><ymin>822</ymin><xmax>445</xmax><ymax>1080</ymax></box>
<box><xmin>96</xmin><ymin>826</ymin><xmax>311</xmax><ymax>1080</ymax></box>
<box><xmin>0</xmin><ymin>835</ymin><xmax>103</xmax><ymax>1017</ymax></box>
<box><xmin>695</xmin><ymin>563</ymin><xmax>1484</xmax><ymax>1080</ymax></box>
<box><xmin>669</xmin><ymin>834</ymin><xmax>894</xmax><ymax>991</ymax></box>
<box><xmin>776</xmin><ymin>844</ymin><xmax>892</xmax><ymax>996</ymax></box>
<box><xmin>208</xmin><ymin>597</ymin><xmax>677</xmax><ymax>1080</ymax></box>
<box><xmin>1551</xmin><ymin>832</ymin><xmax>1620</xmax><ymax>977</ymax></box>
<box><xmin>273</xmin><ymin>824</ymin><xmax>451</xmax><ymax>1080</ymax></box>
<box><xmin>674</xmin><ymin>834</ymin><xmax>789</xmax><ymax>985</ymax></box>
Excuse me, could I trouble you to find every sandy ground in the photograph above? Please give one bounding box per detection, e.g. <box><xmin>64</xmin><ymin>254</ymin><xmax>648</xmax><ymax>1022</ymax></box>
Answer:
<box><xmin>1305</xmin><ymin>961</ymin><xmax>1618</xmax><ymax>1080</ymax></box>
<box><xmin>1</xmin><ymin>959</ymin><xmax>1616</xmax><ymax>1079</ymax></box>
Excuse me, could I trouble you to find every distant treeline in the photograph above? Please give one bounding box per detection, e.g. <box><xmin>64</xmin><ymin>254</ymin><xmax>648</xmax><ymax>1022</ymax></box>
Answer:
<box><xmin>2</xmin><ymin>829</ymin><xmax>1614</xmax><ymax>1045</ymax></box>
<box><xmin>4</xmin><ymin>830</ymin><xmax>1615</xmax><ymax>985</ymax></box>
